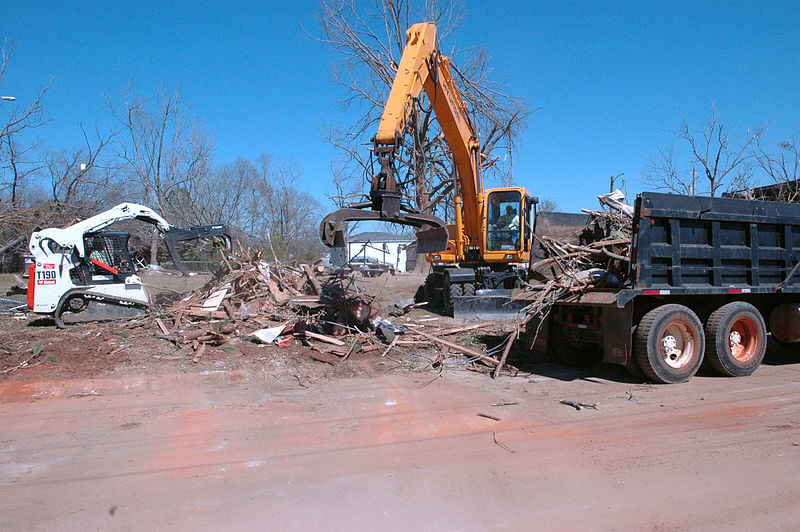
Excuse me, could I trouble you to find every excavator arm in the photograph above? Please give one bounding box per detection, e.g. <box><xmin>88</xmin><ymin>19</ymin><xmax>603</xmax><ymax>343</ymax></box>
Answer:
<box><xmin>320</xmin><ymin>22</ymin><xmax>483</xmax><ymax>255</ymax></box>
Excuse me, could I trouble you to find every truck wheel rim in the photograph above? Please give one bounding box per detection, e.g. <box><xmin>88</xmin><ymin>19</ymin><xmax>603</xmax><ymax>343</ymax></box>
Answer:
<box><xmin>729</xmin><ymin>317</ymin><xmax>759</xmax><ymax>362</ymax></box>
<box><xmin>660</xmin><ymin>322</ymin><xmax>695</xmax><ymax>369</ymax></box>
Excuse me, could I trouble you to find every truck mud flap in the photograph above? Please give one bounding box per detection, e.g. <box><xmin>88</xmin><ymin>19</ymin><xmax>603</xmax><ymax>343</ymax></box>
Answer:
<box><xmin>453</xmin><ymin>289</ymin><xmax>528</xmax><ymax>321</ymax></box>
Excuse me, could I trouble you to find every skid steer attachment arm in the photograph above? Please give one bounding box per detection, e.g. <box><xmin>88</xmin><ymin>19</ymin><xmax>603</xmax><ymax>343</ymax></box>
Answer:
<box><xmin>163</xmin><ymin>224</ymin><xmax>233</xmax><ymax>275</ymax></box>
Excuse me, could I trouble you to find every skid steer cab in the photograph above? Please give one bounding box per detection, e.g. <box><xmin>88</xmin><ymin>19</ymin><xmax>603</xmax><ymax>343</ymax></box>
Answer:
<box><xmin>27</xmin><ymin>203</ymin><xmax>232</xmax><ymax>328</ymax></box>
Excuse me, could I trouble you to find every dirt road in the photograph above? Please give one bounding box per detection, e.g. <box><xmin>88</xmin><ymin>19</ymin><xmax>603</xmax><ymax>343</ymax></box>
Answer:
<box><xmin>3</xmin><ymin>353</ymin><xmax>800</xmax><ymax>531</ymax></box>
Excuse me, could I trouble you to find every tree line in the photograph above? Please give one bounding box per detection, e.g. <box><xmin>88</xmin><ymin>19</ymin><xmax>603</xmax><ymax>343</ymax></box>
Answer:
<box><xmin>0</xmin><ymin>42</ymin><xmax>324</xmax><ymax>271</ymax></box>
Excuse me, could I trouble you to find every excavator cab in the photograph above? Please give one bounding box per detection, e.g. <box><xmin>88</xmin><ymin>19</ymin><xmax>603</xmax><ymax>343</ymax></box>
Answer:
<box><xmin>486</xmin><ymin>190</ymin><xmax>523</xmax><ymax>251</ymax></box>
<box><xmin>481</xmin><ymin>187</ymin><xmax>536</xmax><ymax>264</ymax></box>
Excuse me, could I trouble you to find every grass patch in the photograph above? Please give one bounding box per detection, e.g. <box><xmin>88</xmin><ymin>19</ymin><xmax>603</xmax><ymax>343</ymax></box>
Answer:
<box><xmin>31</xmin><ymin>342</ymin><xmax>47</xmax><ymax>358</ymax></box>
<box><xmin>220</xmin><ymin>345</ymin><xmax>238</xmax><ymax>355</ymax></box>
<box><xmin>1</xmin><ymin>346</ymin><xmax>16</xmax><ymax>354</ymax></box>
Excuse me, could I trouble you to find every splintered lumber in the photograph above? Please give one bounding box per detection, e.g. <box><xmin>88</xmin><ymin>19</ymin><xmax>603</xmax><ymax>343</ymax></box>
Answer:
<box><xmin>170</xmin><ymin>309</ymin><xmax>184</xmax><ymax>332</ymax></box>
<box><xmin>302</xmin><ymin>264</ymin><xmax>322</xmax><ymax>295</ymax></box>
<box><xmin>359</xmin><ymin>345</ymin><xmax>382</xmax><ymax>353</ymax></box>
<box><xmin>182</xmin><ymin>328</ymin><xmax>212</xmax><ymax>341</ymax></box>
<box><xmin>267</xmin><ymin>280</ymin><xmax>289</xmax><ymax>302</ymax></box>
<box><xmin>492</xmin><ymin>329</ymin><xmax>519</xmax><ymax>379</ymax></box>
<box><xmin>154</xmin><ymin>318</ymin><xmax>170</xmax><ymax>335</ymax></box>
<box><xmin>192</xmin><ymin>343</ymin><xmax>207</xmax><ymax>363</ymax></box>
<box><xmin>304</xmin><ymin>331</ymin><xmax>346</xmax><ymax>346</ymax></box>
<box><xmin>185</xmin><ymin>309</ymin><xmax>227</xmax><ymax>320</ymax></box>
<box><xmin>435</xmin><ymin>323</ymin><xmax>493</xmax><ymax>336</ymax></box>
<box><xmin>414</xmin><ymin>330</ymin><xmax>499</xmax><ymax>366</ymax></box>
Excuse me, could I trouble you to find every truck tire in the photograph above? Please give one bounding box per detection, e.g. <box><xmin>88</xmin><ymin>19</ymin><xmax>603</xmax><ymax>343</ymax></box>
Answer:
<box><xmin>705</xmin><ymin>302</ymin><xmax>766</xmax><ymax>377</ymax></box>
<box><xmin>462</xmin><ymin>283</ymin><xmax>475</xmax><ymax>297</ymax></box>
<box><xmin>446</xmin><ymin>283</ymin><xmax>463</xmax><ymax>314</ymax></box>
<box><xmin>635</xmin><ymin>304</ymin><xmax>705</xmax><ymax>384</ymax></box>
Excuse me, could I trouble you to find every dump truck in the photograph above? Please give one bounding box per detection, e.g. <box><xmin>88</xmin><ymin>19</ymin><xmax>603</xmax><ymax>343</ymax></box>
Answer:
<box><xmin>526</xmin><ymin>191</ymin><xmax>800</xmax><ymax>384</ymax></box>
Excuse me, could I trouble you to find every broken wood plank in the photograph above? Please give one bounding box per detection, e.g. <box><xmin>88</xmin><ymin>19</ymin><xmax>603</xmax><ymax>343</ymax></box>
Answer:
<box><xmin>304</xmin><ymin>331</ymin><xmax>346</xmax><ymax>346</ymax></box>
<box><xmin>154</xmin><ymin>318</ymin><xmax>170</xmax><ymax>335</ymax></box>
<box><xmin>267</xmin><ymin>280</ymin><xmax>289</xmax><ymax>303</ymax></box>
<box><xmin>414</xmin><ymin>330</ymin><xmax>499</xmax><ymax>366</ymax></box>
<box><xmin>170</xmin><ymin>309</ymin><xmax>184</xmax><ymax>333</ymax></box>
<box><xmin>201</xmin><ymin>286</ymin><xmax>229</xmax><ymax>311</ymax></box>
<box><xmin>492</xmin><ymin>329</ymin><xmax>519</xmax><ymax>379</ymax></box>
<box><xmin>184</xmin><ymin>309</ymin><xmax>227</xmax><ymax>319</ymax></box>
<box><xmin>429</xmin><ymin>322</ymin><xmax>492</xmax><ymax>336</ymax></box>
<box><xmin>380</xmin><ymin>336</ymin><xmax>398</xmax><ymax>357</ymax></box>
<box><xmin>192</xmin><ymin>343</ymin><xmax>207</xmax><ymax>363</ymax></box>
<box><xmin>182</xmin><ymin>328</ymin><xmax>212</xmax><ymax>341</ymax></box>
<box><xmin>222</xmin><ymin>300</ymin><xmax>236</xmax><ymax>320</ymax></box>
<box><xmin>359</xmin><ymin>345</ymin><xmax>381</xmax><ymax>353</ymax></box>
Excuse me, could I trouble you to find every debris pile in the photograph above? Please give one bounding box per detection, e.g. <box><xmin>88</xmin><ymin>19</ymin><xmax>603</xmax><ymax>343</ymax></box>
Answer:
<box><xmin>147</xmin><ymin>246</ymin><xmax>386</xmax><ymax>362</ymax></box>
<box><xmin>139</xmin><ymin>245</ymin><xmax>523</xmax><ymax>375</ymax></box>
<box><xmin>491</xmin><ymin>190</ymin><xmax>636</xmax><ymax>373</ymax></box>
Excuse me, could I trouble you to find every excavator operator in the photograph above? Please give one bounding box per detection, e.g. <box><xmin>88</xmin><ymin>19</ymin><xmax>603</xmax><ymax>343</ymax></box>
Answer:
<box><xmin>496</xmin><ymin>205</ymin><xmax>519</xmax><ymax>230</ymax></box>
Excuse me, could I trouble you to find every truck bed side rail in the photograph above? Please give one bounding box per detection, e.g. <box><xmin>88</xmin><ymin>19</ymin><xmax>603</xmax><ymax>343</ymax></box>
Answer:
<box><xmin>623</xmin><ymin>192</ymin><xmax>800</xmax><ymax>305</ymax></box>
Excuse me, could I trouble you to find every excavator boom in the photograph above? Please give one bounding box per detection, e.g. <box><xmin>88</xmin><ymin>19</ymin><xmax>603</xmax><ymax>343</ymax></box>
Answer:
<box><xmin>320</xmin><ymin>21</ymin><xmax>483</xmax><ymax>257</ymax></box>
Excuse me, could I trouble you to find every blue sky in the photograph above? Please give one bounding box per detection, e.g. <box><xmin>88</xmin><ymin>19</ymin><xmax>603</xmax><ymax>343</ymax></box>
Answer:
<box><xmin>2</xmin><ymin>0</ymin><xmax>798</xmax><ymax>213</ymax></box>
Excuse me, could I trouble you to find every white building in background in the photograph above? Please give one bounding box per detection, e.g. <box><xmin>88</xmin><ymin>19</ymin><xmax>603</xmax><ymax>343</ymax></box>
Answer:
<box><xmin>347</xmin><ymin>232</ymin><xmax>415</xmax><ymax>273</ymax></box>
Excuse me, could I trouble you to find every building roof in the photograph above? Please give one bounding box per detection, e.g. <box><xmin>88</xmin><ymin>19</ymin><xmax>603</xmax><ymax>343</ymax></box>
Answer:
<box><xmin>349</xmin><ymin>231</ymin><xmax>415</xmax><ymax>243</ymax></box>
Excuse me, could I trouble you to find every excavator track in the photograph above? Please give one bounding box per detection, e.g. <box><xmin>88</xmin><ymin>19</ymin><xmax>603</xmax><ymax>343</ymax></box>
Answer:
<box><xmin>54</xmin><ymin>289</ymin><xmax>148</xmax><ymax>328</ymax></box>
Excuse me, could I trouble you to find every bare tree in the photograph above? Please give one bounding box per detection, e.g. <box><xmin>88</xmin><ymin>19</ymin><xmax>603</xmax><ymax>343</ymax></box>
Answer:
<box><xmin>108</xmin><ymin>84</ymin><xmax>211</xmax><ymax>263</ymax></box>
<box><xmin>0</xmin><ymin>40</ymin><xmax>51</xmax><ymax>208</ymax></box>
<box><xmin>538</xmin><ymin>199</ymin><xmax>558</xmax><ymax>213</ymax></box>
<box><xmin>253</xmin><ymin>154</ymin><xmax>324</xmax><ymax>261</ymax></box>
<box><xmin>1</xmin><ymin>131</ymin><xmax>44</xmax><ymax>208</ymax></box>
<box><xmin>0</xmin><ymin>41</ymin><xmax>51</xmax><ymax>145</ymax></box>
<box><xmin>645</xmin><ymin>107</ymin><xmax>763</xmax><ymax>197</ymax></box>
<box><xmin>751</xmin><ymin>135</ymin><xmax>800</xmax><ymax>202</ymax></box>
<box><xmin>316</xmin><ymin>0</ymin><xmax>531</xmax><ymax>220</ymax></box>
<box><xmin>44</xmin><ymin>123</ymin><xmax>118</xmax><ymax>209</ymax></box>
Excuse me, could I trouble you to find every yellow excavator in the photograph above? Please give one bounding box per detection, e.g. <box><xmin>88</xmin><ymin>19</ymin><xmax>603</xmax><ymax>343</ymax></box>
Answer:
<box><xmin>320</xmin><ymin>22</ymin><xmax>538</xmax><ymax>317</ymax></box>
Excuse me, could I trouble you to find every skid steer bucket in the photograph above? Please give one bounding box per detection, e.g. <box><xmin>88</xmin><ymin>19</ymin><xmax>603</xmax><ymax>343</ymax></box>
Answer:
<box><xmin>320</xmin><ymin>205</ymin><xmax>449</xmax><ymax>258</ymax></box>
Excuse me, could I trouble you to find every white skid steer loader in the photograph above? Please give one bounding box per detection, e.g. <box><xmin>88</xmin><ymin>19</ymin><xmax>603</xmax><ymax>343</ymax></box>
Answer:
<box><xmin>26</xmin><ymin>203</ymin><xmax>231</xmax><ymax>327</ymax></box>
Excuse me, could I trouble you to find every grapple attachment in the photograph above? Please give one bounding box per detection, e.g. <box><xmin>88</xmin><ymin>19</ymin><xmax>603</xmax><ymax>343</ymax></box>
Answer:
<box><xmin>164</xmin><ymin>224</ymin><xmax>233</xmax><ymax>275</ymax></box>
<box><xmin>320</xmin><ymin>205</ymin><xmax>449</xmax><ymax>256</ymax></box>
<box><xmin>321</xmin><ymin>147</ymin><xmax>449</xmax><ymax>260</ymax></box>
